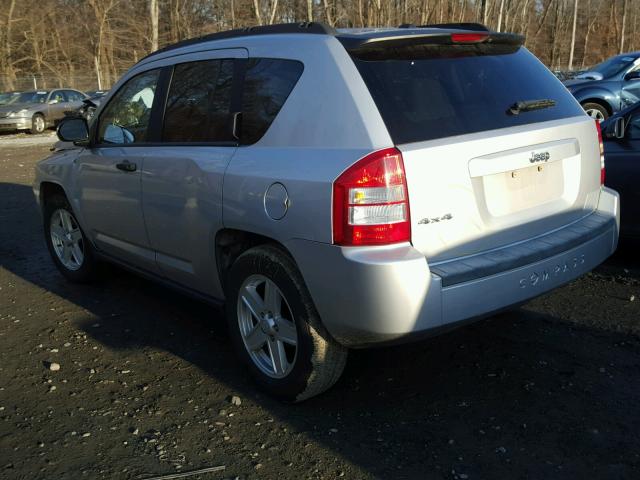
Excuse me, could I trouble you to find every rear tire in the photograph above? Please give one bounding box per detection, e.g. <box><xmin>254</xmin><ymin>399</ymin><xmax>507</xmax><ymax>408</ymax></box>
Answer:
<box><xmin>226</xmin><ymin>245</ymin><xmax>347</xmax><ymax>402</ymax></box>
<box><xmin>43</xmin><ymin>194</ymin><xmax>97</xmax><ymax>283</ymax></box>
<box><xmin>29</xmin><ymin>113</ymin><xmax>46</xmax><ymax>134</ymax></box>
<box><xmin>582</xmin><ymin>102</ymin><xmax>608</xmax><ymax>122</ymax></box>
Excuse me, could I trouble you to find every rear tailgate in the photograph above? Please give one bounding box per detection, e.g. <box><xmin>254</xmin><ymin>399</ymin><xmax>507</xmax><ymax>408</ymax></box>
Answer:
<box><xmin>400</xmin><ymin>117</ymin><xmax>600</xmax><ymax>261</ymax></box>
<box><xmin>348</xmin><ymin>32</ymin><xmax>600</xmax><ymax>262</ymax></box>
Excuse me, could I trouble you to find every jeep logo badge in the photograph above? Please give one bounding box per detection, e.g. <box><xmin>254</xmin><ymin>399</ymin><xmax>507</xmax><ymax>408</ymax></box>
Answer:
<box><xmin>529</xmin><ymin>151</ymin><xmax>550</xmax><ymax>163</ymax></box>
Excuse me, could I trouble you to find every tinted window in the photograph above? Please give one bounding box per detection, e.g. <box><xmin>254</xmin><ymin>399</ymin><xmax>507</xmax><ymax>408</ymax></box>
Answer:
<box><xmin>98</xmin><ymin>69</ymin><xmax>160</xmax><ymax>144</ymax></box>
<box><xmin>240</xmin><ymin>58</ymin><xmax>303</xmax><ymax>144</ymax></box>
<box><xmin>353</xmin><ymin>47</ymin><xmax>584</xmax><ymax>144</ymax></box>
<box><xmin>163</xmin><ymin>59</ymin><xmax>234</xmax><ymax>142</ymax></box>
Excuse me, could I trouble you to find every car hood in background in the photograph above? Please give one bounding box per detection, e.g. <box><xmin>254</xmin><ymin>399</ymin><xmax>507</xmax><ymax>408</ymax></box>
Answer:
<box><xmin>0</xmin><ymin>103</ymin><xmax>37</xmax><ymax>115</ymax></box>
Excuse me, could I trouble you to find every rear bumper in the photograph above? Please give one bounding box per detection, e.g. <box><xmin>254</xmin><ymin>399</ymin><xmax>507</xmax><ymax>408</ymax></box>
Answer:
<box><xmin>288</xmin><ymin>188</ymin><xmax>619</xmax><ymax>347</ymax></box>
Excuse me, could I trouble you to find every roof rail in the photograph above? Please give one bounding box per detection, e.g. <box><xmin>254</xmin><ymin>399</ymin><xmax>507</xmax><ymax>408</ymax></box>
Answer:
<box><xmin>142</xmin><ymin>22</ymin><xmax>336</xmax><ymax>62</ymax></box>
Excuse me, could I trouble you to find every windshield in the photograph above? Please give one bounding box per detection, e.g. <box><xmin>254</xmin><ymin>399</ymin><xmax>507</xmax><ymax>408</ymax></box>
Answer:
<box><xmin>589</xmin><ymin>56</ymin><xmax>639</xmax><ymax>78</ymax></box>
<box><xmin>0</xmin><ymin>93</ymin><xmax>17</xmax><ymax>105</ymax></box>
<box><xmin>7</xmin><ymin>91</ymin><xmax>48</xmax><ymax>105</ymax></box>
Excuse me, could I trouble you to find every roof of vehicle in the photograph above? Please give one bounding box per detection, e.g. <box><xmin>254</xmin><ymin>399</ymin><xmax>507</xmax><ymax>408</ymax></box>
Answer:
<box><xmin>140</xmin><ymin>21</ymin><xmax>522</xmax><ymax>63</ymax></box>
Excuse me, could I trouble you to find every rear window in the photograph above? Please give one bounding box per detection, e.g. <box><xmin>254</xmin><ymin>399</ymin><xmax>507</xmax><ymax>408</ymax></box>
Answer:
<box><xmin>352</xmin><ymin>46</ymin><xmax>584</xmax><ymax>144</ymax></box>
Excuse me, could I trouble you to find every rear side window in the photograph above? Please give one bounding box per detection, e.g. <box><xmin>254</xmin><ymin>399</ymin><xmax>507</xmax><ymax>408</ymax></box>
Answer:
<box><xmin>352</xmin><ymin>46</ymin><xmax>584</xmax><ymax>144</ymax></box>
<box><xmin>64</xmin><ymin>90</ymin><xmax>85</xmax><ymax>102</ymax></box>
<box><xmin>163</xmin><ymin>59</ymin><xmax>234</xmax><ymax>142</ymax></box>
<box><xmin>240</xmin><ymin>58</ymin><xmax>303</xmax><ymax>145</ymax></box>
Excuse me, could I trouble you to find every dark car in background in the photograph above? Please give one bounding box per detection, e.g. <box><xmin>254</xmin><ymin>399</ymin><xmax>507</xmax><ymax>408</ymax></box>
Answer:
<box><xmin>602</xmin><ymin>102</ymin><xmax>640</xmax><ymax>238</ymax></box>
<box><xmin>564</xmin><ymin>52</ymin><xmax>640</xmax><ymax>121</ymax></box>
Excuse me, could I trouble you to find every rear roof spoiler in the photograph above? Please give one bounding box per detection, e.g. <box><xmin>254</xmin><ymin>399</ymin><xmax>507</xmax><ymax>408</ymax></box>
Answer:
<box><xmin>338</xmin><ymin>30</ymin><xmax>525</xmax><ymax>55</ymax></box>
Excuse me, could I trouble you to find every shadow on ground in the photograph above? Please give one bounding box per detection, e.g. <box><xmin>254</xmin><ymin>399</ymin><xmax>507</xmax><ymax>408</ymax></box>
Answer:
<box><xmin>2</xmin><ymin>180</ymin><xmax>640</xmax><ymax>479</ymax></box>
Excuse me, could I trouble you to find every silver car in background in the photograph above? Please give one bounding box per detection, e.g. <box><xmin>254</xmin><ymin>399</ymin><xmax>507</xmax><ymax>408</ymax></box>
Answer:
<box><xmin>0</xmin><ymin>89</ymin><xmax>87</xmax><ymax>133</ymax></box>
<box><xmin>33</xmin><ymin>23</ymin><xmax>619</xmax><ymax>401</ymax></box>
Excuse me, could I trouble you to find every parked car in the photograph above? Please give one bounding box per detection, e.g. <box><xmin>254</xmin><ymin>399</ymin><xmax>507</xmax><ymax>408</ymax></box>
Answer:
<box><xmin>0</xmin><ymin>91</ymin><xmax>20</xmax><ymax>105</ymax></box>
<box><xmin>563</xmin><ymin>52</ymin><xmax>640</xmax><ymax>121</ymax></box>
<box><xmin>35</xmin><ymin>22</ymin><xmax>619</xmax><ymax>401</ymax></box>
<box><xmin>0</xmin><ymin>89</ymin><xmax>88</xmax><ymax>133</ymax></box>
<box><xmin>602</xmin><ymin>103</ymin><xmax>640</xmax><ymax>238</ymax></box>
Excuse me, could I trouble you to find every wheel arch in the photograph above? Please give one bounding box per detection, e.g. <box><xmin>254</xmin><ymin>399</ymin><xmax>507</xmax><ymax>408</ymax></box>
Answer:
<box><xmin>215</xmin><ymin>228</ymin><xmax>297</xmax><ymax>291</ymax></box>
<box><xmin>39</xmin><ymin>181</ymin><xmax>68</xmax><ymax>210</ymax></box>
<box><xmin>580</xmin><ymin>98</ymin><xmax>614</xmax><ymax>116</ymax></box>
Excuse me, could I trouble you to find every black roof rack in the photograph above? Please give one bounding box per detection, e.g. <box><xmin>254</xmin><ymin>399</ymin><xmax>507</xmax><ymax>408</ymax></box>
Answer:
<box><xmin>142</xmin><ymin>22</ymin><xmax>336</xmax><ymax>62</ymax></box>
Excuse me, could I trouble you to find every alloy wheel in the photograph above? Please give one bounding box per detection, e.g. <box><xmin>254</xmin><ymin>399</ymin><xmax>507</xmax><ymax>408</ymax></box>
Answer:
<box><xmin>34</xmin><ymin>115</ymin><xmax>45</xmax><ymax>133</ymax></box>
<box><xmin>50</xmin><ymin>209</ymin><xmax>84</xmax><ymax>271</ymax></box>
<box><xmin>585</xmin><ymin>108</ymin><xmax>605</xmax><ymax>122</ymax></box>
<box><xmin>237</xmin><ymin>274</ymin><xmax>298</xmax><ymax>378</ymax></box>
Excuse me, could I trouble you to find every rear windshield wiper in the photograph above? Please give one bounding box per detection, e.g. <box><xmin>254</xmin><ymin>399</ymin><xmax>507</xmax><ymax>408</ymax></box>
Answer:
<box><xmin>507</xmin><ymin>99</ymin><xmax>556</xmax><ymax>115</ymax></box>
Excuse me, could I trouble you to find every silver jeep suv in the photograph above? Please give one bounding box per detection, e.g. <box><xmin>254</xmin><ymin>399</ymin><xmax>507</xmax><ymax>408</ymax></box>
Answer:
<box><xmin>34</xmin><ymin>23</ymin><xmax>620</xmax><ymax>401</ymax></box>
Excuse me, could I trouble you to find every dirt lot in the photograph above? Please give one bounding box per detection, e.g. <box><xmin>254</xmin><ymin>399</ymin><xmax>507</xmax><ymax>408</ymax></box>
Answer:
<box><xmin>1</xmin><ymin>139</ymin><xmax>640</xmax><ymax>480</ymax></box>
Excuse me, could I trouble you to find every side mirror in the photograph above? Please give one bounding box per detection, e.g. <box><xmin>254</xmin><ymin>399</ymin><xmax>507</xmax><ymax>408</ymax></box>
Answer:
<box><xmin>605</xmin><ymin>117</ymin><xmax>626</xmax><ymax>140</ymax></box>
<box><xmin>57</xmin><ymin>117</ymin><xmax>89</xmax><ymax>145</ymax></box>
<box><xmin>49</xmin><ymin>98</ymin><xmax>59</xmax><ymax>104</ymax></box>
<box><xmin>624</xmin><ymin>71</ymin><xmax>640</xmax><ymax>81</ymax></box>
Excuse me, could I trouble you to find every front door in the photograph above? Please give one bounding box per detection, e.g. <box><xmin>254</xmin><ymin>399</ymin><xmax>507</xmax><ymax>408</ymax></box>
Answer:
<box><xmin>141</xmin><ymin>50</ymin><xmax>246</xmax><ymax>295</ymax></box>
<box><xmin>74</xmin><ymin>68</ymin><xmax>162</xmax><ymax>272</ymax></box>
<box><xmin>46</xmin><ymin>90</ymin><xmax>68</xmax><ymax>124</ymax></box>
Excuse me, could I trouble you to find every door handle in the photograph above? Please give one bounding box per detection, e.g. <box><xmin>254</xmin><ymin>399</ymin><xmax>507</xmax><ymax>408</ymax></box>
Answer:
<box><xmin>116</xmin><ymin>160</ymin><xmax>137</xmax><ymax>172</ymax></box>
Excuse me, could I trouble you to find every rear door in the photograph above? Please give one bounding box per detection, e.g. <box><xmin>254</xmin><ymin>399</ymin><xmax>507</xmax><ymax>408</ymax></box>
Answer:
<box><xmin>351</xmin><ymin>40</ymin><xmax>599</xmax><ymax>261</ymax></box>
<box><xmin>141</xmin><ymin>49</ymin><xmax>245</xmax><ymax>295</ymax></box>
<box><xmin>63</xmin><ymin>89</ymin><xmax>88</xmax><ymax>114</ymax></box>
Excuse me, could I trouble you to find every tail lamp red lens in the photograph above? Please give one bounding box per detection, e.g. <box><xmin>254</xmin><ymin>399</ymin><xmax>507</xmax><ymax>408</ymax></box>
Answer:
<box><xmin>333</xmin><ymin>148</ymin><xmax>411</xmax><ymax>246</ymax></box>
<box><xmin>595</xmin><ymin>120</ymin><xmax>605</xmax><ymax>185</ymax></box>
<box><xmin>451</xmin><ymin>33</ymin><xmax>489</xmax><ymax>44</ymax></box>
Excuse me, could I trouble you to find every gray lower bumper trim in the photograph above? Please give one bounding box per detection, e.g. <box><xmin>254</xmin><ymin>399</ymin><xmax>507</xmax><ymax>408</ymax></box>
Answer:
<box><xmin>431</xmin><ymin>212</ymin><xmax>615</xmax><ymax>287</ymax></box>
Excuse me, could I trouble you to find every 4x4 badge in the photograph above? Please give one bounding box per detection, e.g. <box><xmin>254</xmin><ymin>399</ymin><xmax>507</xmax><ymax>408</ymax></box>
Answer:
<box><xmin>418</xmin><ymin>213</ymin><xmax>453</xmax><ymax>224</ymax></box>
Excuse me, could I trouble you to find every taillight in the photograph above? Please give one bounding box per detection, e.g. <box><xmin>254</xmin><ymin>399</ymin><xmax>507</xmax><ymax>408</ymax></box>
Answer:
<box><xmin>333</xmin><ymin>148</ymin><xmax>411</xmax><ymax>246</ymax></box>
<box><xmin>451</xmin><ymin>33</ymin><xmax>489</xmax><ymax>44</ymax></box>
<box><xmin>595</xmin><ymin>120</ymin><xmax>605</xmax><ymax>185</ymax></box>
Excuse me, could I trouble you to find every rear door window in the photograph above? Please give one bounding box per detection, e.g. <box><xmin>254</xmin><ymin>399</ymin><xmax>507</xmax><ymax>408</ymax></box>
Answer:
<box><xmin>352</xmin><ymin>46</ymin><xmax>584</xmax><ymax>144</ymax></box>
<box><xmin>162</xmin><ymin>59</ymin><xmax>235</xmax><ymax>143</ymax></box>
<box><xmin>240</xmin><ymin>58</ymin><xmax>303</xmax><ymax>145</ymax></box>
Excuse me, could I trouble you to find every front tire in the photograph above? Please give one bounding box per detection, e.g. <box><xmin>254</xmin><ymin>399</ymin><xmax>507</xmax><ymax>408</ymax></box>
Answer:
<box><xmin>29</xmin><ymin>113</ymin><xmax>46</xmax><ymax>134</ymax></box>
<box><xmin>226</xmin><ymin>245</ymin><xmax>347</xmax><ymax>402</ymax></box>
<box><xmin>582</xmin><ymin>102</ymin><xmax>608</xmax><ymax>122</ymax></box>
<box><xmin>44</xmin><ymin>194</ymin><xmax>97</xmax><ymax>283</ymax></box>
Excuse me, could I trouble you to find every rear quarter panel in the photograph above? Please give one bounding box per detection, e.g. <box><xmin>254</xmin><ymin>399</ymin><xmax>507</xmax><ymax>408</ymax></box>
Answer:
<box><xmin>222</xmin><ymin>36</ymin><xmax>392</xmax><ymax>245</ymax></box>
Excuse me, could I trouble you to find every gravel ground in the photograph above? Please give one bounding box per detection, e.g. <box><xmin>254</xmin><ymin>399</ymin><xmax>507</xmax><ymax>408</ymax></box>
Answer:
<box><xmin>1</xmin><ymin>141</ymin><xmax>640</xmax><ymax>480</ymax></box>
